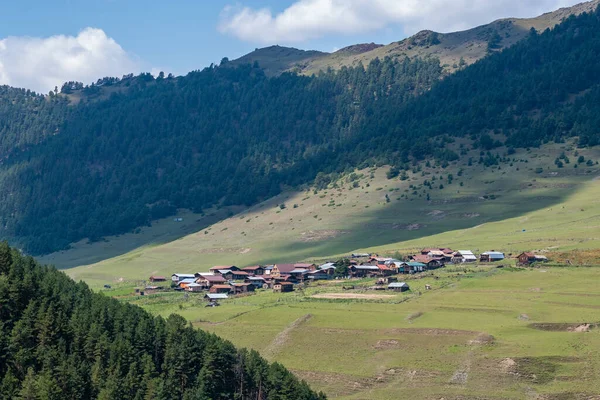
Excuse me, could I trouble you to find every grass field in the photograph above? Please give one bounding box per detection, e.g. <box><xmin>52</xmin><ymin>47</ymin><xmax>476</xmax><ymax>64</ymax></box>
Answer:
<box><xmin>54</xmin><ymin>140</ymin><xmax>600</xmax><ymax>399</ymax></box>
<box><xmin>63</xmin><ymin>141</ymin><xmax>600</xmax><ymax>288</ymax></box>
<box><xmin>113</xmin><ymin>264</ymin><xmax>600</xmax><ymax>399</ymax></box>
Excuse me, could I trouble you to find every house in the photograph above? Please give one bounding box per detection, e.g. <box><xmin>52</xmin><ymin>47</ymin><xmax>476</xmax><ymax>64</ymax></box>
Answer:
<box><xmin>171</xmin><ymin>273</ymin><xmax>196</xmax><ymax>283</ymax></box>
<box><xmin>294</xmin><ymin>263</ymin><xmax>317</xmax><ymax>271</ymax></box>
<box><xmin>209</xmin><ymin>266</ymin><xmax>240</xmax><ymax>274</ymax></box>
<box><xmin>517</xmin><ymin>252</ymin><xmax>548</xmax><ymax>265</ymax></box>
<box><xmin>452</xmin><ymin>250</ymin><xmax>477</xmax><ymax>263</ymax></box>
<box><xmin>377</xmin><ymin>264</ymin><xmax>397</xmax><ymax>276</ymax></box>
<box><xmin>273</xmin><ymin>282</ymin><xmax>294</xmax><ymax>293</ymax></box>
<box><xmin>209</xmin><ymin>285</ymin><xmax>233</xmax><ymax>294</ymax></box>
<box><xmin>246</xmin><ymin>276</ymin><xmax>267</xmax><ymax>288</ymax></box>
<box><xmin>307</xmin><ymin>269</ymin><xmax>331</xmax><ymax>281</ymax></box>
<box><xmin>219</xmin><ymin>270</ymin><xmax>250</xmax><ymax>280</ymax></box>
<box><xmin>205</xmin><ymin>293</ymin><xmax>228</xmax><ymax>301</ymax></box>
<box><xmin>232</xmin><ymin>283</ymin><xmax>255</xmax><ymax>294</ymax></box>
<box><xmin>351</xmin><ymin>253</ymin><xmax>371</xmax><ymax>258</ymax></box>
<box><xmin>480</xmin><ymin>251</ymin><xmax>505</xmax><ymax>262</ymax></box>
<box><xmin>349</xmin><ymin>265</ymin><xmax>380</xmax><ymax>278</ymax></box>
<box><xmin>242</xmin><ymin>265</ymin><xmax>265</xmax><ymax>276</ymax></box>
<box><xmin>185</xmin><ymin>282</ymin><xmax>204</xmax><ymax>292</ymax></box>
<box><xmin>388</xmin><ymin>282</ymin><xmax>410</xmax><ymax>292</ymax></box>
<box><xmin>149</xmin><ymin>275</ymin><xmax>166</xmax><ymax>282</ymax></box>
<box><xmin>196</xmin><ymin>274</ymin><xmax>227</xmax><ymax>288</ymax></box>
<box><xmin>393</xmin><ymin>261</ymin><xmax>426</xmax><ymax>274</ymax></box>
<box><xmin>409</xmin><ymin>255</ymin><xmax>444</xmax><ymax>269</ymax></box>
<box><xmin>368</xmin><ymin>256</ymin><xmax>393</xmax><ymax>265</ymax></box>
<box><xmin>289</xmin><ymin>268</ymin><xmax>310</xmax><ymax>281</ymax></box>
<box><xmin>270</xmin><ymin>264</ymin><xmax>296</xmax><ymax>278</ymax></box>
<box><xmin>177</xmin><ymin>278</ymin><xmax>196</xmax><ymax>289</ymax></box>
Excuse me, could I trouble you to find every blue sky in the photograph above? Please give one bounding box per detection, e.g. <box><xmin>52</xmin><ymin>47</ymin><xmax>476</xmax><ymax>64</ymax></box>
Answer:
<box><xmin>0</xmin><ymin>0</ymin><xmax>583</xmax><ymax>92</ymax></box>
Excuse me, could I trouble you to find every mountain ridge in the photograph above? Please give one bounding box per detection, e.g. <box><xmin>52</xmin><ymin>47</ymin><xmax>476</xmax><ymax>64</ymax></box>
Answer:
<box><xmin>231</xmin><ymin>0</ymin><xmax>600</xmax><ymax>76</ymax></box>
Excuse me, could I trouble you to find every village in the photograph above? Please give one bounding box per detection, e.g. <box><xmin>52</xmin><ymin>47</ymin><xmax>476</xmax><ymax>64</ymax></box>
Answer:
<box><xmin>139</xmin><ymin>249</ymin><xmax>549</xmax><ymax>303</ymax></box>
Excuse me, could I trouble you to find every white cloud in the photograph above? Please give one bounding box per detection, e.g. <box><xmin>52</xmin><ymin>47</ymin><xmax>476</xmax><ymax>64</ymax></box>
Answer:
<box><xmin>219</xmin><ymin>0</ymin><xmax>583</xmax><ymax>43</ymax></box>
<box><xmin>0</xmin><ymin>28</ymin><xmax>139</xmax><ymax>93</ymax></box>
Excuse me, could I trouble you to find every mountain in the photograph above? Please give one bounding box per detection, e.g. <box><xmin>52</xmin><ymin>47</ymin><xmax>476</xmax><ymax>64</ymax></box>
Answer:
<box><xmin>0</xmin><ymin>242</ymin><xmax>325</xmax><ymax>399</ymax></box>
<box><xmin>3</xmin><ymin>2</ymin><xmax>600</xmax><ymax>258</ymax></box>
<box><xmin>231</xmin><ymin>0</ymin><xmax>600</xmax><ymax>76</ymax></box>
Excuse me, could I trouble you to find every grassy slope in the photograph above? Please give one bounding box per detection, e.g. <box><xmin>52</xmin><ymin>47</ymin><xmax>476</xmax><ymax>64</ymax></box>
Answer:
<box><xmin>118</xmin><ymin>265</ymin><xmax>600</xmax><ymax>399</ymax></box>
<box><xmin>231</xmin><ymin>0</ymin><xmax>600</xmax><ymax>76</ymax></box>
<box><xmin>65</xmin><ymin>142</ymin><xmax>600</xmax><ymax>287</ymax></box>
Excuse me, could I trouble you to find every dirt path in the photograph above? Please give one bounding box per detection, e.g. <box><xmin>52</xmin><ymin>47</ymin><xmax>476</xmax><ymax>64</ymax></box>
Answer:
<box><xmin>263</xmin><ymin>314</ymin><xmax>312</xmax><ymax>359</ymax></box>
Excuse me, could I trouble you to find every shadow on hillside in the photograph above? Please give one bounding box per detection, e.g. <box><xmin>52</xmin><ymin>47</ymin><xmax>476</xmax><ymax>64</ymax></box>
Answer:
<box><xmin>256</xmin><ymin>181</ymin><xmax>586</xmax><ymax>264</ymax></box>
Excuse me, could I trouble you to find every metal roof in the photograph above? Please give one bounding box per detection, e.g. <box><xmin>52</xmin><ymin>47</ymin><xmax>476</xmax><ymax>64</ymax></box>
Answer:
<box><xmin>483</xmin><ymin>251</ymin><xmax>505</xmax><ymax>256</ymax></box>
<box><xmin>178</xmin><ymin>278</ymin><xmax>196</xmax><ymax>284</ymax></box>
<box><xmin>186</xmin><ymin>283</ymin><xmax>202</xmax><ymax>287</ymax></box>
<box><xmin>290</xmin><ymin>268</ymin><xmax>310</xmax><ymax>274</ymax></box>
<box><xmin>388</xmin><ymin>282</ymin><xmax>409</xmax><ymax>288</ymax></box>
<box><xmin>217</xmin><ymin>269</ymin><xmax>232</xmax><ymax>274</ymax></box>
<box><xmin>457</xmin><ymin>250</ymin><xmax>474</xmax><ymax>256</ymax></box>
<box><xmin>205</xmin><ymin>293</ymin><xmax>228</xmax><ymax>299</ymax></box>
<box><xmin>319</xmin><ymin>262</ymin><xmax>336</xmax><ymax>269</ymax></box>
<box><xmin>172</xmin><ymin>273</ymin><xmax>195</xmax><ymax>278</ymax></box>
<box><xmin>406</xmin><ymin>262</ymin><xmax>426</xmax><ymax>267</ymax></box>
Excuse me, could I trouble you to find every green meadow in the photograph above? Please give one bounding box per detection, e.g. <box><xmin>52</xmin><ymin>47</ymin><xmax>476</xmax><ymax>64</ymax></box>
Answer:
<box><xmin>55</xmin><ymin>140</ymin><xmax>600</xmax><ymax>399</ymax></box>
<box><xmin>115</xmin><ymin>265</ymin><xmax>600</xmax><ymax>399</ymax></box>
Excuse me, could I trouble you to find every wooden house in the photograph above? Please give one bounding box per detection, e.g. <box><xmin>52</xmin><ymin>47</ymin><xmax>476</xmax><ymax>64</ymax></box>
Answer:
<box><xmin>349</xmin><ymin>265</ymin><xmax>380</xmax><ymax>278</ymax></box>
<box><xmin>205</xmin><ymin>293</ymin><xmax>228</xmax><ymax>301</ymax></box>
<box><xmin>409</xmin><ymin>255</ymin><xmax>444</xmax><ymax>269</ymax></box>
<box><xmin>270</xmin><ymin>264</ymin><xmax>296</xmax><ymax>278</ymax></box>
<box><xmin>294</xmin><ymin>263</ymin><xmax>317</xmax><ymax>271</ymax></box>
<box><xmin>242</xmin><ymin>265</ymin><xmax>265</xmax><ymax>276</ymax></box>
<box><xmin>388</xmin><ymin>282</ymin><xmax>410</xmax><ymax>292</ymax></box>
<box><xmin>209</xmin><ymin>285</ymin><xmax>232</xmax><ymax>294</ymax></box>
<box><xmin>185</xmin><ymin>283</ymin><xmax>203</xmax><ymax>292</ymax></box>
<box><xmin>149</xmin><ymin>275</ymin><xmax>166</xmax><ymax>282</ymax></box>
<box><xmin>273</xmin><ymin>282</ymin><xmax>294</xmax><ymax>293</ymax></box>
<box><xmin>245</xmin><ymin>277</ymin><xmax>266</xmax><ymax>288</ymax></box>
<box><xmin>171</xmin><ymin>273</ymin><xmax>196</xmax><ymax>283</ymax></box>
<box><xmin>232</xmin><ymin>283</ymin><xmax>255</xmax><ymax>294</ymax></box>
<box><xmin>177</xmin><ymin>278</ymin><xmax>196</xmax><ymax>289</ymax></box>
<box><xmin>517</xmin><ymin>252</ymin><xmax>548</xmax><ymax>265</ymax></box>
<box><xmin>452</xmin><ymin>250</ymin><xmax>477</xmax><ymax>263</ymax></box>
<box><xmin>196</xmin><ymin>274</ymin><xmax>227</xmax><ymax>288</ymax></box>
<box><xmin>209</xmin><ymin>266</ymin><xmax>240</xmax><ymax>274</ymax></box>
<box><xmin>480</xmin><ymin>251</ymin><xmax>505</xmax><ymax>262</ymax></box>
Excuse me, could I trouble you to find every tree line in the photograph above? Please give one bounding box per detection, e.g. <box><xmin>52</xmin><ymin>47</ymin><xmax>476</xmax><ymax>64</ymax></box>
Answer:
<box><xmin>0</xmin><ymin>242</ymin><xmax>326</xmax><ymax>399</ymax></box>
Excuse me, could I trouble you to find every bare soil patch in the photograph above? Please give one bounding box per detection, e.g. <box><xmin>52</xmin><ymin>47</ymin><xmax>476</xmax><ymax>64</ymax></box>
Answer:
<box><xmin>499</xmin><ymin>358</ymin><xmax>517</xmax><ymax>374</ymax></box>
<box><xmin>468</xmin><ymin>333</ymin><xmax>495</xmax><ymax>345</ymax></box>
<box><xmin>529</xmin><ymin>322</ymin><xmax>597</xmax><ymax>332</ymax></box>
<box><xmin>374</xmin><ymin>339</ymin><xmax>401</xmax><ymax>350</ymax></box>
<box><xmin>311</xmin><ymin>293</ymin><xmax>396</xmax><ymax>300</ymax></box>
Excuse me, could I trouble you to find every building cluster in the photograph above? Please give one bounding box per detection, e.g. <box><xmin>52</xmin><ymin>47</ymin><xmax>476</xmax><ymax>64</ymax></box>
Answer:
<box><xmin>146</xmin><ymin>249</ymin><xmax>546</xmax><ymax>300</ymax></box>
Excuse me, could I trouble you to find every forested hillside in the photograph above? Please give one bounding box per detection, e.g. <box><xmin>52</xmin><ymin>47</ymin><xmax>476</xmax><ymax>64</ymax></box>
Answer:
<box><xmin>0</xmin><ymin>241</ymin><xmax>325</xmax><ymax>399</ymax></box>
<box><xmin>0</xmin><ymin>86</ymin><xmax>68</xmax><ymax>158</ymax></box>
<box><xmin>3</xmin><ymin>7</ymin><xmax>600</xmax><ymax>255</ymax></box>
<box><xmin>0</xmin><ymin>58</ymin><xmax>442</xmax><ymax>254</ymax></box>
